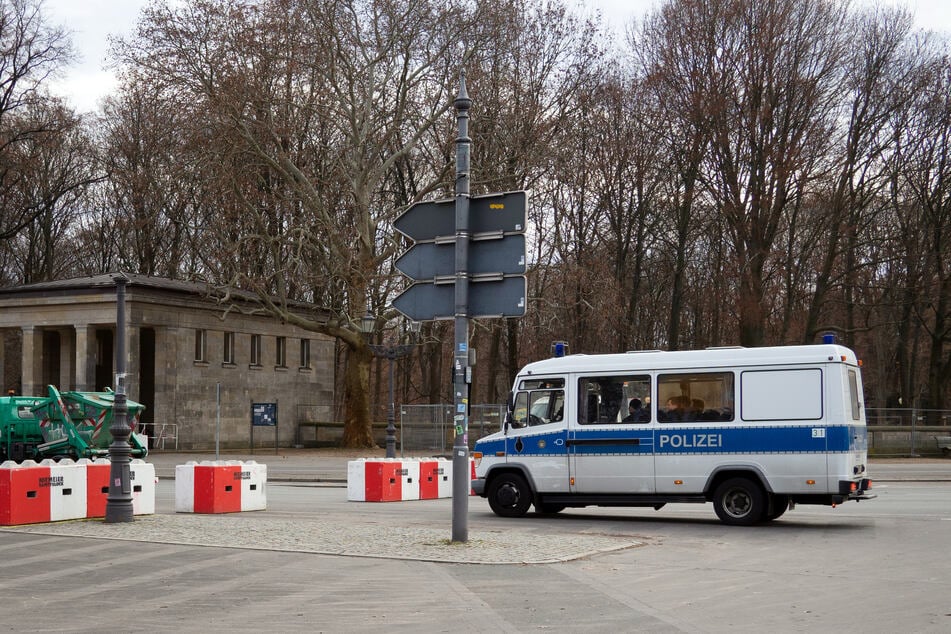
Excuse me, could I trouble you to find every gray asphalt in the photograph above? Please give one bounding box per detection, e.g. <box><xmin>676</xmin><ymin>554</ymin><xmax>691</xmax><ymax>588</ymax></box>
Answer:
<box><xmin>142</xmin><ymin>448</ymin><xmax>951</xmax><ymax>483</ymax></box>
<box><xmin>3</xmin><ymin>450</ymin><xmax>950</xmax><ymax>632</ymax></box>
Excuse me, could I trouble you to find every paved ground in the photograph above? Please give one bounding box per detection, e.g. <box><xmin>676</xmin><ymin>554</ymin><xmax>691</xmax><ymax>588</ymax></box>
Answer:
<box><xmin>144</xmin><ymin>448</ymin><xmax>951</xmax><ymax>483</ymax></box>
<box><xmin>3</xmin><ymin>450</ymin><xmax>948</xmax><ymax>566</ymax></box>
<box><xmin>3</xmin><ymin>451</ymin><xmax>950</xmax><ymax>632</ymax></box>
<box><xmin>3</xmin><ymin>448</ymin><xmax>644</xmax><ymax>564</ymax></box>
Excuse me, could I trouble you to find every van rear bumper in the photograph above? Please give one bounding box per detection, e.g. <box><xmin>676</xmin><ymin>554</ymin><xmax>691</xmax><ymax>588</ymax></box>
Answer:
<box><xmin>839</xmin><ymin>477</ymin><xmax>874</xmax><ymax>497</ymax></box>
<box><xmin>471</xmin><ymin>478</ymin><xmax>486</xmax><ymax>496</ymax></box>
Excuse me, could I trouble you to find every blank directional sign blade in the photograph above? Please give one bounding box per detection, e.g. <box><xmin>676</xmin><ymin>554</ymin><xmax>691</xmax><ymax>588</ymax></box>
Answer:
<box><xmin>394</xmin><ymin>243</ymin><xmax>455</xmax><ymax>280</ymax></box>
<box><xmin>395</xmin><ymin>235</ymin><xmax>526</xmax><ymax>281</ymax></box>
<box><xmin>470</xmin><ymin>191</ymin><xmax>527</xmax><ymax>235</ymax></box>
<box><xmin>392</xmin><ymin>283</ymin><xmax>454</xmax><ymax>321</ymax></box>
<box><xmin>470</xmin><ymin>276</ymin><xmax>526</xmax><ymax>317</ymax></box>
<box><xmin>393</xmin><ymin>199</ymin><xmax>454</xmax><ymax>242</ymax></box>
<box><xmin>469</xmin><ymin>235</ymin><xmax>525</xmax><ymax>275</ymax></box>
<box><xmin>393</xmin><ymin>276</ymin><xmax>527</xmax><ymax>321</ymax></box>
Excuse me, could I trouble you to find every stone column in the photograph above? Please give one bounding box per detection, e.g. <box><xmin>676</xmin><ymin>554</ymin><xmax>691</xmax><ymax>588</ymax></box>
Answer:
<box><xmin>21</xmin><ymin>326</ymin><xmax>42</xmax><ymax>396</ymax></box>
<box><xmin>126</xmin><ymin>325</ymin><xmax>139</xmax><ymax>401</ymax></box>
<box><xmin>0</xmin><ymin>329</ymin><xmax>6</xmax><ymax>393</ymax></box>
<box><xmin>153</xmin><ymin>326</ymin><xmax>179</xmax><ymax>438</ymax></box>
<box><xmin>74</xmin><ymin>324</ymin><xmax>97</xmax><ymax>391</ymax></box>
<box><xmin>59</xmin><ymin>327</ymin><xmax>75</xmax><ymax>390</ymax></box>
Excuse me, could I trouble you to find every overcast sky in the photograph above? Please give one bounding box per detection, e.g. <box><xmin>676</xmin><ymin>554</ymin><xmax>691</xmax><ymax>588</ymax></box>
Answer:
<box><xmin>42</xmin><ymin>0</ymin><xmax>951</xmax><ymax>115</ymax></box>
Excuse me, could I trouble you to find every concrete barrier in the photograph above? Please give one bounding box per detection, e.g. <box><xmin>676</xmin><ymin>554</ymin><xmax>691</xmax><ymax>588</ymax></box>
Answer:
<box><xmin>175</xmin><ymin>460</ymin><xmax>267</xmax><ymax>513</ymax></box>
<box><xmin>131</xmin><ymin>459</ymin><xmax>156</xmax><ymax>515</ymax></box>
<box><xmin>236</xmin><ymin>460</ymin><xmax>267</xmax><ymax>511</ymax></box>
<box><xmin>0</xmin><ymin>459</ymin><xmax>156</xmax><ymax>525</ymax></box>
<box><xmin>0</xmin><ymin>460</ymin><xmax>51</xmax><ymax>525</ymax></box>
<box><xmin>347</xmin><ymin>458</ymin><xmax>472</xmax><ymax>502</ymax></box>
<box><xmin>42</xmin><ymin>459</ymin><xmax>86</xmax><ymax>522</ymax></box>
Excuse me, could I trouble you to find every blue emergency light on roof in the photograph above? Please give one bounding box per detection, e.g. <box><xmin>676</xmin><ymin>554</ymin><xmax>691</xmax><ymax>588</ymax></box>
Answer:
<box><xmin>823</xmin><ymin>332</ymin><xmax>836</xmax><ymax>344</ymax></box>
<box><xmin>552</xmin><ymin>341</ymin><xmax>568</xmax><ymax>358</ymax></box>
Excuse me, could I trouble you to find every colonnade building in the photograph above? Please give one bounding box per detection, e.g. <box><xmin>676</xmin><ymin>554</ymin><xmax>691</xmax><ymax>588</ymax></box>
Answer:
<box><xmin>0</xmin><ymin>274</ymin><xmax>334</xmax><ymax>450</ymax></box>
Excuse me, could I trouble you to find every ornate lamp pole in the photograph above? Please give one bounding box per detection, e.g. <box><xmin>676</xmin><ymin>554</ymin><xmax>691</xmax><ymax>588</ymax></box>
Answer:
<box><xmin>105</xmin><ymin>273</ymin><xmax>134</xmax><ymax>523</ymax></box>
<box><xmin>359</xmin><ymin>314</ymin><xmax>420</xmax><ymax>458</ymax></box>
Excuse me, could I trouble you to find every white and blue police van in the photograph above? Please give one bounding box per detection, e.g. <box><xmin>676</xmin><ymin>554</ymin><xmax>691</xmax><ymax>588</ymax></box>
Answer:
<box><xmin>471</xmin><ymin>344</ymin><xmax>875</xmax><ymax>525</ymax></box>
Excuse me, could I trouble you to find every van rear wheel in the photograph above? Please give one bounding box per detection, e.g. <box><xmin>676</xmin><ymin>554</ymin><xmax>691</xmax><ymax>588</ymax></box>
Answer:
<box><xmin>764</xmin><ymin>494</ymin><xmax>790</xmax><ymax>521</ymax></box>
<box><xmin>713</xmin><ymin>477</ymin><xmax>766</xmax><ymax>526</ymax></box>
<box><xmin>487</xmin><ymin>472</ymin><xmax>533</xmax><ymax>518</ymax></box>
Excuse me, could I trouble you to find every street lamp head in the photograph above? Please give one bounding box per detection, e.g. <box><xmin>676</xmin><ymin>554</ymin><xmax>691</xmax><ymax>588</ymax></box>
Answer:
<box><xmin>359</xmin><ymin>311</ymin><xmax>375</xmax><ymax>335</ymax></box>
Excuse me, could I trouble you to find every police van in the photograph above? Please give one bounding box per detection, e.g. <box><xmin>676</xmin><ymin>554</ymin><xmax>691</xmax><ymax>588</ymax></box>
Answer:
<box><xmin>471</xmin><ymin>344</ymin><xmax>875</xmax><ymax>525</ymax></box>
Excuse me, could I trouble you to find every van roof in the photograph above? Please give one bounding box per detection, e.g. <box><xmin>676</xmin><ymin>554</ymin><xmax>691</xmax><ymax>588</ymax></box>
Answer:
<box><xmin>518</xmin><ymin>344</ymin><xmax>859</xmax><ymax>376</ymax></box>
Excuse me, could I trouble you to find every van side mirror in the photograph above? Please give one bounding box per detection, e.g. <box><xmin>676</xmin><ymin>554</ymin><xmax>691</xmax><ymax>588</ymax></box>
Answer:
<box><xmin>503</xmin><ymin>391</ymin><xmax>515</xmax><ymax>432</ymax></box>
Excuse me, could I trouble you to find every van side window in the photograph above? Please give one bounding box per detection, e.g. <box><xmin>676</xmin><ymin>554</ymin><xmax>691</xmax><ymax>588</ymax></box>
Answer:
<box><xmin>740</xmin><ymin>369</ymin><xmax>821</xmax><ymax>421</ymax></box>
<box><xmin>657</xmin><ymin>372</ymin><xmax>734</xmax><ymax>422</ymax></box>
<box><xmin>512</xmin><ymin>378</ymin><xmax>565</xmax><ymax>427</ymax></box>
<box><xmin>848</xmin><ymin>370</ymin><xmax>861</xmax><ymax>420</ymax></box>
<box><xmin>578</xmin><ymin>375</ymin><xmax>651</xmax><ymax>424</ymax></box>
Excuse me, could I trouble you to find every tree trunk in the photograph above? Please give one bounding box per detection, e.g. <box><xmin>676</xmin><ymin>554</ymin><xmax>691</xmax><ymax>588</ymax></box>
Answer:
<box><xmin>341</xmin><ymin>344</ymin><xmax>374</xmax><ymax>448</ymax></box>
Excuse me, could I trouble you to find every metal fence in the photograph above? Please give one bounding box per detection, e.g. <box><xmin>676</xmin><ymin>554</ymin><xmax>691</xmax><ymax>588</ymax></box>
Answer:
<box><xmin>399</xmin><ymin>404</ymin><xmax>505</xmax><ymax>455</ymax></box>
<box><xmin>866</xmin><ymin>408</ymin><xmax>951</xmax><ymax>457</ymax></box>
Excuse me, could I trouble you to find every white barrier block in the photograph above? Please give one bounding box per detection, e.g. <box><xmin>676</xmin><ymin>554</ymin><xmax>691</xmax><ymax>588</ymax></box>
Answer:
<box><xmin>400</xmin><ymin>459</ymin><xmax>420</xmax><ymax>501</ymax></box>
<box><xmin>240</xmin><ymin>461</ymin><xmax>267</xmax><ymax>511</ymax></box>
<box><xmin>44</xmin><ymin>459</ymin><xmax>87</xmax><ymax>521</ymax></box>
<box><xmin>347</xmin><ymin>459</ymin><xmax>367</xmax><ymax>501</ymax></box>
<box><xmin>436</xmin><ymin>459</ymin><xmax>453</xmax><ymax>498</ymax></box>
<box><xmin>131</xmin><ymin>460</ymin><xmax>156</xmax><ymax>515</ymax></box>
<box><xmin>175</xmin><ymin>461</ymin><xmax>197</xmax><ymax>513</ymax></box>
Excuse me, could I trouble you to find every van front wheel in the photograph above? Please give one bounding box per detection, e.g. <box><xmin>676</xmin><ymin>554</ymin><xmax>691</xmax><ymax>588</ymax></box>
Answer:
<box><xmin>713</xmin><ymin>477</ymin><xmax>766</xmax><ymax>526</ymax></box>
<box><xmin>487</xmin><ymin>472</ymin><xmax>533</xmax><ymax>518</ymax></box>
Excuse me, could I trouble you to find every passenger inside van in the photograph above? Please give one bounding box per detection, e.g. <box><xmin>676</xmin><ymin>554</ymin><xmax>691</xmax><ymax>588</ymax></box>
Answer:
<box><xmin>660</xmin><ymin>395</ymin><xmax>689</xmax><ymax>422</ymax></box>
<box><xmin>622</xmin><ymin>398</ymin><xmax>649</xmax><ymax>423</ymax></box>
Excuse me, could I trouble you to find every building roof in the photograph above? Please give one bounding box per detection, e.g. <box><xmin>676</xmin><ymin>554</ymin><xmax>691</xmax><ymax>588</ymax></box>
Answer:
<box><xmin>0</xmin><ymin>273</ymin><xmax>327</xmax><ymax>321</ymax></box>
<box><xmin>0</xmin><ymin>273</ymin><xmax>219</xmax><ymax>297</ymax></box>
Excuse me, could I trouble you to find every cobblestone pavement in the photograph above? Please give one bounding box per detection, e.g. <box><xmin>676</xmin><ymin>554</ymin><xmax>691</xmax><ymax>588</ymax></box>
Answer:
<box><xmin>2</xmin><ymin>513</ymin><xmax>641</xmax><ymax>564</ymax></box>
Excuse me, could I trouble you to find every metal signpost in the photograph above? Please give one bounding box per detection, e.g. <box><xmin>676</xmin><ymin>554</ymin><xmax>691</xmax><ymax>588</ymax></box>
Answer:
<box><xmin>392</xmin><ymin>74</ymin><xmax>527</xmax><ymax>542</ymax></box>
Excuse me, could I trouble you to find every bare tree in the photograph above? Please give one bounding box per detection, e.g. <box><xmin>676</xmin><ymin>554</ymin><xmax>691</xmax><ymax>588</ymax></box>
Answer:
<box><xmin>893</xmin><ymin>49</ymin><xmax>951</xmax><ymax>412</ymax></box>
<box><xmin>0</xmin><ymin>0</ymin><xmax>75</xmax><ymax>279</ymax></box>
<box><xmin>90</xmin><ymin>83</ymin><xmax>207</xmax><ymax>278</ymax></box>
<box><xmin>800</xmin><ymin>6</ymin><xmax>919</xmax><ymax>345</ymax></box>
<box><xmin>9</xmin><ymin>100</ymin><xmax>97</xmax><ymax>282</ymax></box>
<box><xmin>713</xmin><ymin>0</ymin><xmax>848</xmax><ymax>346</ymax></box>
<box><xmin>112</xmin><ymin>0</ymin><xmax>480</xmax><ymax>446</ymax></box>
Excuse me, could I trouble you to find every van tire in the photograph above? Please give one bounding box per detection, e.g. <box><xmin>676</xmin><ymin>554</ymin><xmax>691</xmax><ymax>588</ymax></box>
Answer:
<box><xmin>764</xmin><ymin>494</ymin><xmax>790</xmax><ymax>521</ymax></box>
<box><xmin>487</xmin><ymin>472</ymin><xmax>533</xmax><ymax>518</ymax></box>
<box><xmin>713</xmin><ymin>477</ymin><xmax>766</xmax><ymax>526</ymax></box>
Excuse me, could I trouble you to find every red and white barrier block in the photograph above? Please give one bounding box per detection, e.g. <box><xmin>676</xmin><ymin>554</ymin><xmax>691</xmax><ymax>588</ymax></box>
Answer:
<box><xmin>347</xmin><ymin>458</ymin><xmax>472</xmax><ymax>502</ymax></box>
<box><xmin>0</xmin><ymin>458</ymin><xmax>156</xmax><ymax>526</ymax></box>
<box><xmin>76</xmin><ymin>458</ymin><xmax>156</xmax><ymax>518</ymax></box>
<box><xmin>175</xmin><ymin>460</ymin><xmax>267</xmax><ymax>513</ymax></box>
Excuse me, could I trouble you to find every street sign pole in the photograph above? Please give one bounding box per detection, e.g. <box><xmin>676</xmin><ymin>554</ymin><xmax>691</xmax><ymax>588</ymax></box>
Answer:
<box><xmin>451</xmin><ymin>73</ymin><xmax>471</xmax><ymax>543</ymax></box>
<box><xmin>390</xmin><ymin>74</ymin><xmax>527</xmax><ymax>542</ymax></box>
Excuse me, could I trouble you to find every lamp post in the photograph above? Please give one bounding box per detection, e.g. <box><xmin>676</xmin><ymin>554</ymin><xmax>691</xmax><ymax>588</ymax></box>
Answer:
<box><xmin>105</xmin><ymin>273</ymin><xmax>134</xmax><ymax>523</ymax></box>
<box><xmin>359</xmin><ymin>313</ymin><xmax>419</xmax><ymax>458</ymax></box>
